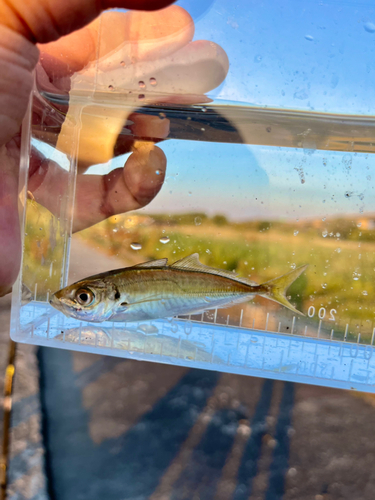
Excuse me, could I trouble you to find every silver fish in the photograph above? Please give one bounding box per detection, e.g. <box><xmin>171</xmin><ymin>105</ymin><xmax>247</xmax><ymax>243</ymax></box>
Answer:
<box><xmin>50</xmin><ymin>253</ymin><xmax>308</xmax><ymax>323</ymax></box>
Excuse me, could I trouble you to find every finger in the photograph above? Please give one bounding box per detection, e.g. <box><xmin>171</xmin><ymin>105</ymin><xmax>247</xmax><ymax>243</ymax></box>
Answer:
<box><xmin>73</xmin><ymin>144</ymin><xmax>166</xmax><ymax>231</ymax></box>
<box><xmin>0</xmin><ymin>141</ymin><xmax>21</xmax><ymax>296</ymax></box>
<box><xmin>28</xmin><ymin>143</ymin><xmax>166</xmax><ymax>232</ymax></box>
<box><xmin>1</xmin><ymin>1</ymin><xmax>177</xmax><ymax>43</ymax></box>
<box><xmin>113</xmin><ymin>112</ymin><xmax>170</xmax><ymax>157</ymax></box>
<box><xmin>54</xmin><ymin>35</ymin><xmax>228</xmax><ymax>167</ymax></box>
<box><xmin>28</xmin><ymin>109</ymin><xmax>169</xmax><ymax>203</ymax></box>
<box><xmin>0</xmin><ymin>25</ymin><xmax>39</xmax><ymax>146</ymax></box>
<box><xmin>39</xmin><ymin>7</ymin><xmax>194</xmax><ymax>82</ymax></box>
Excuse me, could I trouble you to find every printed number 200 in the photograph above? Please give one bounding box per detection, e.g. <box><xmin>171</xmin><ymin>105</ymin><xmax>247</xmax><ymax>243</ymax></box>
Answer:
<box><xmin>308</xmin><ymin>306</ymin><xmax>336</xmax><ymax>321</ymax></box>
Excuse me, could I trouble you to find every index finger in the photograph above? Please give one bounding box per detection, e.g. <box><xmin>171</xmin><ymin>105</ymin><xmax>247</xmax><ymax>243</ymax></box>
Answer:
<box><xmin>39</xmin><ymin>6</ymin><xmax>194</xmax><ymax>82</ymax></box>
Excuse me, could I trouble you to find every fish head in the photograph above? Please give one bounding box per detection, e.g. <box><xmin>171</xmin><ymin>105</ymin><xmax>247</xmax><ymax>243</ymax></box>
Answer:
<box><xmin>50</xmin><ymin>278</ymin><xmax>118</xmax><ymax>322</ymax></box>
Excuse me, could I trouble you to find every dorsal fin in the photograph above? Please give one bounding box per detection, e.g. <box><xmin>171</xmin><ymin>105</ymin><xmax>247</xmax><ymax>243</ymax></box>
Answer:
<box><xmin>136</xmin><ymin>258</ymin><xmax>168</xmax><ymax>268</ymax></box>
<box><xmin>171</xmin><ymin>253</ymin><xmax>258</xmax><ymax>285</ymax></box>
<box><xmin>171</xmin><ymin>253</ymin><xmax>204</xmax><ymax>270</ymax></box>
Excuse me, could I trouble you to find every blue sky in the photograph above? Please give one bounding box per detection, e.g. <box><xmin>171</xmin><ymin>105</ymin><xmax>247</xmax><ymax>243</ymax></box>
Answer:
<box><xmin>178</xmin><ymin>0</ymin><xmax>375</xmax><ymax>114</ymax></box>
<box><xmin>143</xmin><ymin>141</ymin><xmax>374</xmax><ymax>220</ymax></box>
<box><xmin>36</xmin><ymin>0</ymin><xmax>375</xmax><ymax>222</ymax></box>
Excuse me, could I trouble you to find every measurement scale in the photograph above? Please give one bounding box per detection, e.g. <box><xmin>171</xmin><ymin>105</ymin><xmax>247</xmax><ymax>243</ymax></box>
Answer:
<box><xmin>13</xmin><ymin>301</ymin><xmax>375</xmax><ymax>393</ymax></box>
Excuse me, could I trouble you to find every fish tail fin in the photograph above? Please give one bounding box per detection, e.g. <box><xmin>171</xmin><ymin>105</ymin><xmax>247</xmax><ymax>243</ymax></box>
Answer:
<box><xmin>260</xmin><ymin>264</ymin><xmax>308</xmax><ymax>315</ymax></box>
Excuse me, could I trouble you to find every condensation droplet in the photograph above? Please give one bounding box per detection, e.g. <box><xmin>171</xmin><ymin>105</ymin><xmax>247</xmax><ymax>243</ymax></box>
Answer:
<box><xmin>108</xmin><ymin>85</ymin><xmax>114</xmax><ymax>91</ymax></box>
<box><xmin>159</xmin><ymin>112</ymin><xmax>166</xmax><ymax>119</ymax></box>
<box><xmin>202</xmin><ymin>106</ymin><xmax>207</xmax><ymax>112</ymax></box>
<box><xmin>138</xmin><ymin>94</ymin><xmax>145</xmax><ymax>100</ymax></box>
<box><xmin>194</xmin><ymin>216</ymin><xmax>202</xmax><ymax>226</ymax></box>
<box><xmin>321</xmin><ymin>283</ymin><xmax>327</xmax><ymax>289</ymax></box>
<box><xmin>363</xmin><ymin>290</ymin><xmax>368</xmax><ymax>296</ymax></box>
<box><xmin>322</xmin><ymin>229</ymin><xmax>328</xmax><ymax>238</ymax></box>
<box><xmin>130</xmin><ymin>242</ymin><xmax>142</xmax><ymax>250</ymax></box>
<box><xmin>305</xmin><ymin>34</ymin><xmax>314</xmax><ymax>41</ymax></box>
<box><xmin>113</xmin><ymin>228</ymin><xmax>118</xmax><ymax>233</ymax></box>
<box><xmin>120</xmin><ymin>61</ymin><xmax>125</xmax><ymax>67</ymax></box>
<box><xmin>149</xmin><ymin>77</ymin><xmax>157</xmax><ymax>86</ymax></box>
<box><xmin>293</xmin><ymin>230</ymin><xmax>299</xmax><ymax>236</ymax></box>
<box><xmin>160</xmin><ymin>236</ymin><xmax>170</xmax><ymax>244</ymax></box>
<box><xmin>364</xmin><ymin>22</ymin><xmax>375</xmax><ymax>33</ymax></box>
<box><xmin>155</xmin><ymin>170</ymin><xmax>160</xmax><ymax>175</ymax></box>
<box><xmin>357</xmin><ymin>222</ymin><xmax>362</xmax><ymax>228</ymax></box>
<box><xmin>138</xmin><ymin>81</ymin><xmax>146</xmax><ymax>89</ymax></box>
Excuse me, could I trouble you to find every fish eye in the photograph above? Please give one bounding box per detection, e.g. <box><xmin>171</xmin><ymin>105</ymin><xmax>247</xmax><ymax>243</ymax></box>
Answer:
<box><xmin>76</xmin><ymin>288</ymin><xmax>94</xmax><ymax>306</ymax></box>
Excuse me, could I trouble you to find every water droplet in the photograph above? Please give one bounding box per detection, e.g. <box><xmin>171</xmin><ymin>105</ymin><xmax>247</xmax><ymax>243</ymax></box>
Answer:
<box><xmin>113</xmin><ymin>228</ymin><xmax>118</xmax><ymax>233</ymax></box>
<box><xmin>108</xmin><ymin>85</ymin><xmax>114</xmax><ymax>91</ymax></box>
<box><xmin>130</xmin><ymin>243</ymin><xmax>142</xmax><ymax>250</ymax></box>
<box><xmin>138</xmin><ymin>81</ymin><xmax>146</xmax><ymax>89</ymax></box>
<box><xmin>194</xmin><ymin>216</ymin><xmax>202</xmax><ymax>226</ymax></box>
<box><xmin>293</xmin><ymin>230</ymin><xmax>299</xmax><ymax>236</ymax></box>
<box><xmin>188</xmin><ymin>191</ymin><xmax>192</xmax><ymax>196</ymax></box>
<box><xmin>364</xmin><ymin>22</ymin><xmax>375</xmax><ymax>33</ymax></box>
<box><xmin>254</xmin><ymin>54</ymin><xmax>263</xmax><ymax>62</ymax></box>
<box><xmin>155</xmin><ymin>170</ymin><xmax>160</xmax><ymax>175</ymax></box>
<box><xmin>336</xmin><ymin>247</ymin><xmax>341</xmax><ymax>253</ymax></box>
<box><xmin>159</xmin><ymin>112</ymin><xmax>166</xmax><ymax>119</ymax></box>
<box><xmin>149</xmin><ymin>77</ymin><xmax>157</xmax><ymax>86</ymax></box>
<box><xmin>363</xmin><ymin>290</ymin><xmax>368</xmax><ymax>296</ymax></box>
<box><xmin>352</xmin><ymin>271</ymin><xmax>361</xmax><ymax>281</ymax></box>
<box><xmin>201</xmin><ymin>127</ymin><xmax>205</xmax><ymax>131</ymax></box>
<box><xmin>160</xmin><ymin>236</ymin><xmax>170</xmax><ymax>244</ymax></box>
<box><xmin>305</xmin><ymin>34</ymin><xmax>314</xmax><ymax>41</ymax></box>
<box><xmin>120</xmin><ymin>61</ymin><xmax>125</xmax><ymax>67</ymax></box>
<box><xmin>201</xmin><ymin>106</ymin><xmax>207</xmax><ymax>112</ymax></box>
<box><xmin>321</xmin><ymin>283</ymin><xmax>327</xmax><ymax>289</ymax></box>
<box><xmin>206</xmin><ymin>249</ymin><xmax>211</xmax><ymax>254</ymax></box>
<box><xmin>357</xmin><ymin>222</ymin><xmax>362</xmax><ymax>228</ymax></box>
<box><xmin>138</xmin><ymin>94</ymin><xmax>145</xmax><ymax>100</ymax></box>
<box><xmin>322</xmin><ymin>230</ymin><xmax>328</xmax><ymax>238</ymax></box>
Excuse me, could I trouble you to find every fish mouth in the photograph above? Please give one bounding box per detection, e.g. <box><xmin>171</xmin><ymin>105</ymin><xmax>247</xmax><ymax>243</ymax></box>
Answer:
<box><xmin>50</xmin><ymin>294</ymin><xmax>87</xmax><ymax>321</ymax></box>
<box><xmin>49</xmin><ymin>294</ymin><xmax>73</xmax><ymax>311</ymax></box>
<box><xmin>49</xmin><ymin>294</ymin><xmax>62</xmax><ymax>311</ymax></box>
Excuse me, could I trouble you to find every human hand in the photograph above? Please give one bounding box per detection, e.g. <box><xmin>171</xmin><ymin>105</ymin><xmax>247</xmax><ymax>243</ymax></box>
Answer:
<box><xmin>0</xmin><ymin>0</ymin><xmax>229</xmax><ymax>296</ymax></box>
